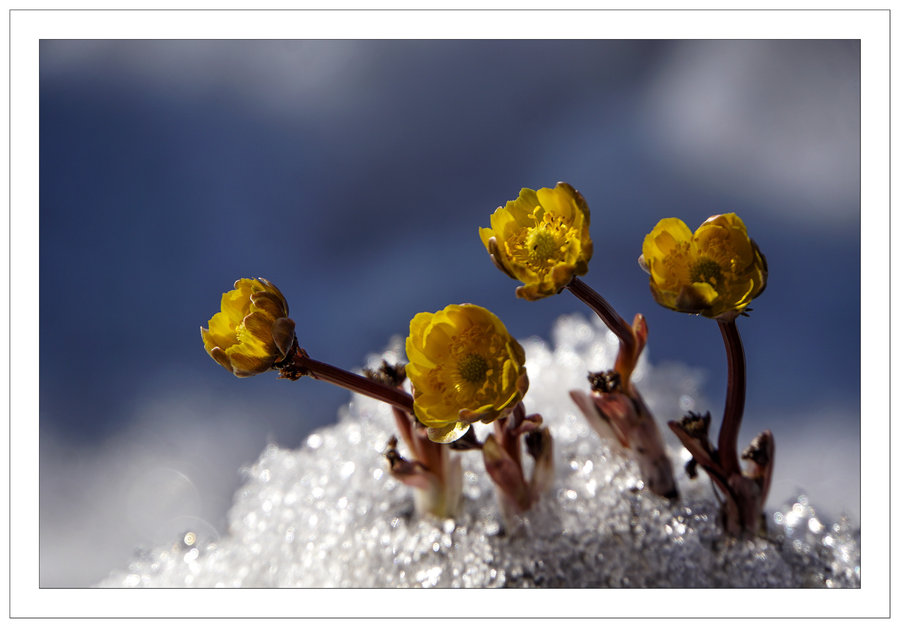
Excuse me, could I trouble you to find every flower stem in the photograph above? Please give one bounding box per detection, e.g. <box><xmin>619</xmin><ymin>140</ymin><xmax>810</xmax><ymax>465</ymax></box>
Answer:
<box><xmin>288</xmin><ymin>350</ymin><xmax>416</xmax><ymax>415</ymax></box>
<box><xmin>566</xmin><ymin>277</ymin><xmax>636</xmax><ymax>367</ymax></box>
<box><xmin>497</xmin><ymin>405</ymin><xmax>524</xmax><ymax>470</ymax></box>
<box><xmin>717</xmin><ymin>318</ymin><xmax>746</xmax><ymax>476</ymax></box>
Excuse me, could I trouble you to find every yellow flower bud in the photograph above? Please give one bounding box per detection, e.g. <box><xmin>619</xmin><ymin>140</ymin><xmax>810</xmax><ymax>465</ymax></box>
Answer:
<box><xmin>640</xmin><ymin>213</ymin><xmax>767</xmax><ymax>319</ymax></box>
<box><xmin>405</xmin><ymin>304</ymin><xmax>529</xmax><ymax>443</ymax></box>
<box><xmin>480</xmin><ymin>182</ymin><xmax>593</xmax><ymax>301</ymax></box>
<box><xmin>201</xmin><ymin>278</ymin><xmax>296</xmax><ymax>377</ymax></box>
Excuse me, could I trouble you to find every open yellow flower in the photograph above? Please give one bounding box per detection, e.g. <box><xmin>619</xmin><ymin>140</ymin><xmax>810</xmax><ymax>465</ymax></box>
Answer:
<box><xmin>405</xmin><ymin>304</ymin><xmax>529</xmax><ymax>443</ymax></box>
<box><xmin>640</xmin><ymin>213</ymin><xmax>767</xmax><ymax>319</ymax></box>
<box><xmin>480</xmin><ymin>182</ymin><xmax>593</xmax><ymax>301</ymax></box>
<box><xmin>201</xmin><ymin>278</ymin><xmax>296</xmax><ymax>377</ymax></box>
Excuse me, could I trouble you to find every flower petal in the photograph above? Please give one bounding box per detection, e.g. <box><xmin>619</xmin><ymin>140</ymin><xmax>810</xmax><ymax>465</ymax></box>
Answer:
<box><xmin>425</xmin><ymin>422</ymin><xmax>471</xmax><ymax>444</ymax></box>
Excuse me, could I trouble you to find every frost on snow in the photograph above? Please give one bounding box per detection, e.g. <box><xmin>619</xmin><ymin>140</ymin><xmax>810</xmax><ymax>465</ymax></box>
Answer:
<box><xmin>99</xmin><ymin>314</ymin><xmax>860</xmax><ymax>588</ymax></box>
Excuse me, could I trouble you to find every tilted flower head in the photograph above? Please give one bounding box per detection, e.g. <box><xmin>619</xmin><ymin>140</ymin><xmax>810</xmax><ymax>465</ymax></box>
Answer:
<box><xmin>405</xmin><ymin>304</ymin><xmax>529</xmax><ymax>443</ymax></box>
<box><xmin>201</xmin><ymin>278</ymin><xmax>296</xmax><ymax>377</ymax></box>
<box><xmin>480</xmin><ymin>182</ymin><xmax>593</xmax><ymax>301</ymax></box>
<box><xmin>640</xmin><ymin>213</ymin><xmax>767</xmax><ymax>319</ymax></box>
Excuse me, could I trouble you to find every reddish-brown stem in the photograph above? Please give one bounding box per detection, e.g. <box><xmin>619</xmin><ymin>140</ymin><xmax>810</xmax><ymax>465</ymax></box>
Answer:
<box><xmin>717</xmin><ymin>318</ymin><xmax>746</xmax><ymax>477</ymax></box>
<box><xmin>397</xmin><ymin>408</ymin><xmax>448</xmax><ymax>484</ymax></box>
<box><xmin>496</xmin><ymin>408</ymin><xmax>524</xmax><ymax>471</ymax></box>
<box><xmin>293</xmin><ymin>352</ymin><xmax>416</xmax><ymax>415</ymax></box>
<box><xmin>392</xmin><ymin>407</ymin><xmax>418</xmax><ymax>459</ymax></box>
<box><xmin>566</xmin><ymin>277</ymin><xmax>636</xmax><ymax>367</ymax></box>
<box><xmin>510</xmin><ymin>402</ymin><xmax>526</xmax><ymax>432</ymax></box>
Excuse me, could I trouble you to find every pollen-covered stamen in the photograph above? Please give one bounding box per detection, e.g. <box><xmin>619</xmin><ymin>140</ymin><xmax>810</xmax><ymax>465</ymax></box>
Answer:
<box><xmin>690</xmin><ymin>257</ymin><xmax>724</xmax><ymax>286</ymax></box>
<box><xmin>527</xmin><ymin>229</ymin><xmax>559</xmax><ymax>263</ymax></box>
<box><xmin>458</xmin><ymin>352</ymin><xmax>489</xmax><ymax>384</ymax></box>
<box><xmin>514</xmin><ymin>212</ymin><xmax>578</xmax><ymax>276</ymax></box>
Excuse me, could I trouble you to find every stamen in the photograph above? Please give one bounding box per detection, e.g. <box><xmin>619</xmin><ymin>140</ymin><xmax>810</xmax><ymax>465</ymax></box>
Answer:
<box><xmin>527</xmin><ymin>229</ymin><xmax>558</xmax><ymax>262</ymax></box>
<box><xmin>458</xmin><ymin>353</ymin><xmax>489</xmax><ymax>384</ymax></box>
<box><xmin>690</xmin><ymin>257</ymin><xmax>724</xmax><ymax>286</ymax></box>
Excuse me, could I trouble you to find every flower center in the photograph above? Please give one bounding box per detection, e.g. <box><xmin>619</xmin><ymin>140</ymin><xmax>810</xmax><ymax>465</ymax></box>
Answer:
<box><xmin>457</xmin><ymin>352</ymin><xmax>489</xmax><ymax>384</ymax></box>
<box><xmin>526</xmin><ymin>229</ymin><xmax>559</xmax><ymax>263</ymax></box>
<box><xmin>690</xmin><ymin>257</ymin><xmax>724</xmax><ymax>286</ymax></box>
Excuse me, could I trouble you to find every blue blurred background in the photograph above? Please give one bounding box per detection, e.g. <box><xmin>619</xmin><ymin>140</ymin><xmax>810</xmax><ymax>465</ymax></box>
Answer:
<box><xmin>39</xmin><ymin>40</ymin><xmax>860</xmax><ymax>586</ymax></box>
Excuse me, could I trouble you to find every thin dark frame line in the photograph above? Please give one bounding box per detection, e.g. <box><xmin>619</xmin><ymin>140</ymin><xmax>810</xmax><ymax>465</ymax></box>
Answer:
<box><xmin>5</xmin><ymin>7</ymin><xmax>894</xmax><ymax>11</ymax></box>
<box><xmin>7</xmin><ymin>5</ymin><xmax>10</xmax><ymax>619</ymax></box>
<box><xmin>886</xmin><ymin>7</ymin><xmax>891</xmax><ymax>619</ymax></box>
<box><xmin>15</xmin><ymin>6</ymin><xmax>884</xmax><ymax>619</ymax></box>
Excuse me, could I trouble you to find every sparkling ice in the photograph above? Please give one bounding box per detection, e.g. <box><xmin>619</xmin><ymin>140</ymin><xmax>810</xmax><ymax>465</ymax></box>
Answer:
<box><xmin>99</xmin><ymin>314</ymin><xmax>860</xmax><ymax>588</ymax></box>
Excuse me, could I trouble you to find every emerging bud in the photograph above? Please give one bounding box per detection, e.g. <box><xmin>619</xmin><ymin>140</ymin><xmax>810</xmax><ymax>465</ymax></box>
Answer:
<box><xmin>384</xmin><ymin>435</ymin><xmax>462</xmax><ymax>519</ymax></box>
<box><xmin>482</xmin><ymin>434</ymin><xmax>531</xmax><ymax>513</ymax></box>
<box><xmin>363</xmin><ymin>360</ymin><xmax>407</xmax><ymax>388</ymax></box>
<box><xmin>201</xmin><ymin>278</ymin><xmax>295</xmax><ymax>377</ymax></box>
<box><xmin>680</xmin><ymin>411</ymin><xmax>712</xmax><ymax>441</ymax></box>
<box><xmin>571</xmin><ymin>387</ymin><xmax>678</xmax><ymax>499</ymax></box>
<box><xmin>525</xmin><ymin>427</ymin><xmax>555</xmax><ymax>500</ymax></box>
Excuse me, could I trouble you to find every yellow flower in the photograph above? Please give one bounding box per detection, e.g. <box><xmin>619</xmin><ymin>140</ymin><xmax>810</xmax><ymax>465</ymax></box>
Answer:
<box><xmin>640</xmin><ymin>213</ymin><xmax>767</xmax><ymax>319</ymax></box>
<box><xmin>480</xmin><ymin>182</ymin><xmax>593</xmax><ymax>301</ymax></box>
<box><xmin>405</xmin><ymin>304</ymin><xmax>529</xmax><ymax>443</ymax></box>
<box><xmin>201</xmin><ymin>278</ymin><xmax>296</xmax><ymax>377</ymax></box>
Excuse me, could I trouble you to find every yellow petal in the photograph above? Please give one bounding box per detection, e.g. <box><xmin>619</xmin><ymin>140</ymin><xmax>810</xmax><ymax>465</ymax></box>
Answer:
<box><xmin>644</xmin><ymin>218</ymin><xmax>692</xmax><ymax>260</ymax></box>
<box><xmin>425</xmin><ymin>422</ymin><xmax>471</xmax><ymax>444</ymax></box>
<box><xmin>535</xmin><ymin>184</ymin><xmax>573</xmax><ymax>222</ymax></box>
<box><xmin>515</xmin><ymin>282</ymin><xmax>549</xmax><ymax>301</ymax></box>
<box><xmin>459</xmin><ymin>404</ymin><xmax>501</xmax><ymax>424</ymax></box>
<box><xmin>478</xmin><ymin>226</ymin><xmax>495</xmax><ymax>250</ymax></box>
<box><xmin>207</xmin><ymin>345</ymin><xmax>233</xmax><ymax>372</ymax></box>
<box><xmin>689</xmin><ymin>282</ymin><xmax>718</xmax><ymax>305</ymax></box>
<box><xmin>550</xmin><ymin>263</ymin><xmax>576</xmax><ymax>290</ymax></box>
<box><xmin>405</xmin><ymin>336</ymin><xmax>436</xmax><ymax>371</ymax></box>
<box><xmin>406</xmin><ymin>312</ymin><xmax>437</xmax><ymax>369</ymax></box>
<box><xmin>490</xmin><ymin>205</ymin><xmax>525</xmax><ymax>241</ymax></box>
<box><xmin>257</xmin><ymin>277</ymin><xmax>289</xmax><ymax>315</ymax></box>
<box><xmin>423</xmin><ymin>325</ymin><xmax>453</xmax><ymax>361</ymax></box>
<box><xmin>503</xmin><ymin>189</ymin><xmax>540</xmax><ymax>226</ymax></box>
<box><xmin>205</xmin><ymin>311</ymin><xmax>238</xmax><ymax>348</ymax></box>
<box><xmin>226</xmin><ymin>350</ymin><xmax>272</xmax><ymax>377</ymax></box>
<box><xmin>250</xmin><ymin>291</ymin><xmax>287</xmax><ymax>319</ymax></box>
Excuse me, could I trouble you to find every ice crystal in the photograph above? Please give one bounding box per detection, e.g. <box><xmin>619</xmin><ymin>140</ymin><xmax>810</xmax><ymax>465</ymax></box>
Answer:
<box><xmin>99</xmin><ymin>314</ymin><xmax>860</xmax><ymax>588</ymax></box>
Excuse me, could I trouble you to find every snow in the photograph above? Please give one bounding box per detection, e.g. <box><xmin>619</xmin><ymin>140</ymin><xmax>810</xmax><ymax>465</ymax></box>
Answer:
<box><xmin>98</xmin><ymin>314</ymin><xmax>860</xmax><ymax>588</ymax></box>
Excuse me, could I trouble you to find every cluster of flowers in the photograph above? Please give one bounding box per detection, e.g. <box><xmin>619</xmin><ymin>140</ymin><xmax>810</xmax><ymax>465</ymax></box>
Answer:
<box><xmin>202</xmin><ymin>183</ymin><xmax>771</xmax><ymax>537</ymax></box>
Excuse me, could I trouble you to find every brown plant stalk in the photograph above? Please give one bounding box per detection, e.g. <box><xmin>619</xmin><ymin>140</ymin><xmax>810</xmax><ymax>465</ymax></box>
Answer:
<box><xmin>668</xmin><ymin>318</ymin><xmax>775</xmax><ymax>537</ymax></box>
<box><xmin>566</xmin><ymin>277</ymin><xmax>678</xmax><ymax>499</ymax></box>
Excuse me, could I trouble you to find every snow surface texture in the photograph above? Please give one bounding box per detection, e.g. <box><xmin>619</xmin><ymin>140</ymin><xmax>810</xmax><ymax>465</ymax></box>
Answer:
<box><xmin>99</xmin><ymin>314</ymin><xmax>860</xmax><ymax>588</ymax></box>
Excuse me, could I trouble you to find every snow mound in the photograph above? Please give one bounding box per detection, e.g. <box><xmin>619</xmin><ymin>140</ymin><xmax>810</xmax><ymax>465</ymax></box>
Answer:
<box><xmin>99</xmin><ymin>314</ymin><xmax>860</xmax><ymax>588</ymax></box>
